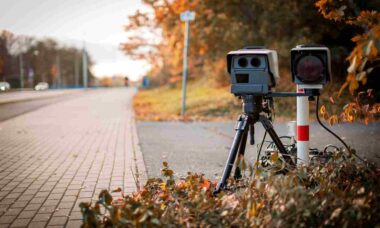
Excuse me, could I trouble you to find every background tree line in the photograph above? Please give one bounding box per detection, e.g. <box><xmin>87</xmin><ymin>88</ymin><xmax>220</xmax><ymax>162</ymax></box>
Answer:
<box><xmin>121</xmin><ymin>0</ymin><xmax>380</xmax><ymax>93</ymax></box>
<box><xmin>0</xmin><ymin>30</ymin><xmax>95</xmax><ymax>89</ymax></box>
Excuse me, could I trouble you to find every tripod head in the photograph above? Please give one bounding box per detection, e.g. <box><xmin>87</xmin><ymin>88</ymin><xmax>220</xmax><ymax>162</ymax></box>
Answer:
<box><xmin>241</xmin><ymin>95</ymin><xmax>273</xmax><ymax>120</ymax></box>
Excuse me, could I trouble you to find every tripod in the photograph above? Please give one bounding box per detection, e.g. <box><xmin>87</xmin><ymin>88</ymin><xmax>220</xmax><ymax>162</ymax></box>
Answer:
<box><xmin>214</xmin><ymin>95</ymin><xmax>296</xmax><ymax>194</ymax></box>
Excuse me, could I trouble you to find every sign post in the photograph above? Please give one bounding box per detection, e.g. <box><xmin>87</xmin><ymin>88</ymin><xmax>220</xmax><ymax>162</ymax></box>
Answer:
<box><xmin>180</xmin><ymin>10</ymin><xmax>195</xmax><ymax>118</ymax></box>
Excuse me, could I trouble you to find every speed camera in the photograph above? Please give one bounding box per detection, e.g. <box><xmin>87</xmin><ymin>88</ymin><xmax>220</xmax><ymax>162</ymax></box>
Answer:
<box><xmin>227</xmin><ymin>46</ymin><xmax>279</xmax><ymax>96</ymax></box>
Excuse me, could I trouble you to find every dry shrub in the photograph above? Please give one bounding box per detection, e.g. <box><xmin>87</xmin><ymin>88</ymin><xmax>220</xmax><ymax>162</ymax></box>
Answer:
<box><xmin>80</xmin><ymin>155</ymin><xmax>379</xmax><ymax>227</ymax></box>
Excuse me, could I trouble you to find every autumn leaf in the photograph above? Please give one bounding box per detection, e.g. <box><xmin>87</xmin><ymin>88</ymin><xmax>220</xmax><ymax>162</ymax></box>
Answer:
<box><xmin>112</xmin><ymin>187</ymin><xmax>122</xmax><ymax>193</ymax></box>
<box><xmin>320</xmin><ymin>105</ymin><xmax>326</xmax><ymax>115</ymax></box>
<box><xmin>199</xmin><ymin>179</ymin><xmax>211</xmax><ymax>190</ymax></box>
<box><xmin>270</xmin><ymin>152</ymin><xmax>279</xmax><ymax>162</ymax></box>
<box><xmin>328</xmin><ymin>115</ymin><xmax>338</xmax><ymax>126</ymax></box>
<box><xmin>329</xmin><ymin>96</ymin><xmax>335</xmax><ymax>104</ymax></box>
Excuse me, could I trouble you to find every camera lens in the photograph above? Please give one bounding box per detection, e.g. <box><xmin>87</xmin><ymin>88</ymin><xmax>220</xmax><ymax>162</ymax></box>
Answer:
<box><xmin>296</xmin><ymin>55</ymin><xmax>323</xmax><ymax>83</ymax></box>
<box><xmin>250</xmin><ymin>57</ymin><xmax>261</xmax><ymax>67</ymax></box>
<box><xmin>238</xmin><ymin>58</ymin><xmax>248</xmax><ymax>68</ymax></box>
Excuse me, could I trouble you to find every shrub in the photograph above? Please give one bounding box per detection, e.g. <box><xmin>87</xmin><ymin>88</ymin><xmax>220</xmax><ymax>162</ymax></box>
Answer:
<box><xmin>80</xmin><ymin>158</ymin><xmax>379</xmax><ymax>227</ymax></box>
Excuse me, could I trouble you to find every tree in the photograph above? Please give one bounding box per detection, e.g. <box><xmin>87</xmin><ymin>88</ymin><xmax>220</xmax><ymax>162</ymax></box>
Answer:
<box><xmin>0</xmin><ymin>30</ymin><xmax>96</xmax><ymax>88</ymax></box>
<box><xmin>122</xmin><ymin>0</ymin><xmax>371</xmax><ymax>87</ymax></box>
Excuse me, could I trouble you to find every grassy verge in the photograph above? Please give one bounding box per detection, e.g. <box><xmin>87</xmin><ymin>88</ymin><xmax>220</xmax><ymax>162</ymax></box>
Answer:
<box><xmin>133</xmin><ymin>79</ymin><xmax>241</xmax><ymax>121</ymax></box>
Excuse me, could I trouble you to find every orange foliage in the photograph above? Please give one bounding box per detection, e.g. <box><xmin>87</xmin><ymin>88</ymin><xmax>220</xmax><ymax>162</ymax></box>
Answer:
<box><xmin>315</xmin><ymin>1</ymin><xmax>380</xmax><ymax>123</ymax></box>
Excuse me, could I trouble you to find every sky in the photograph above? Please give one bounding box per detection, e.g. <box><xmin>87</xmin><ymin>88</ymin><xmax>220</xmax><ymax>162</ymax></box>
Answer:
<box><xmin>0</xmin><ymin>0</ymin><xmax>150</xmax><ymax>81</ymax></box>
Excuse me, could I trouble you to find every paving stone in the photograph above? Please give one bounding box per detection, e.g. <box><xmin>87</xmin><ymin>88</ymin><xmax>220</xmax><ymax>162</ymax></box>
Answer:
<box><xmin>50</xmin><ymin>188</ymin><xmax>66</xmax><ymax>194</ymax></box>
<box><xmin>53</xmin><ymin>208</ymin><xmax>71</xmax><ymax>217</ymax></box>
<box><xmin>0</xmin><ymin>215</ymin><xmax>16</xmax><ymax>224</ymax></box>
<box><xmin>0</xmin><ymin>205</ymin><xmax>9</xmax><ymax>214</ymax></box>
<box><xmin>10</xmin><ymin>188</ymin><xmax>27</xmax><ymax>194</ymax></box>
<box><xmin>24</xmin><ymin>204</ymin><xmax>42</xmax><ymax>211</ymax></box>
<box><xmin>29</xmin><ymin>198</ymin><xmax>46</xmax><ymax>204</ymax></box>
<box><xmin>11</xmin><ymin>201</ymin><xmax>29</xmax><ymax>208</ymax></box>
<box><xmin>42</xmin><ymin>200</ymin><xmax>59</xmax><ymax>207</ymax></box>
<box><xmin>28</xmin><ymin>221</ymin><xmax>47</xmax><ymax>228</ymax></box>
<box><xmin>57</xmin><ymin>202</ymin><xmax>75</xmax><ymax>210</ymax></box>
<box><xmin>47</xmin><ymin>216</ymin><xmax>68</xmax><ymax>226</ymax></box>
<box><xmin>66</xmin><ymin>220</ymin><xmax>82</xmax><ymax>228</ymax></box>
<box><xmin>10</xmin><ymin>218</ymin><xmax>31</xmax><ymax>227</ymax></box>
<box><xmin>31</xmin><ymin>214</ymin><xmax>51</xmax><ymax>222</ymax></box>
<box><xmin>2</xmin><ymin>208</ymin><xmax>22</xmax><ymax>216</ymax></box>
<box><xmin>34</xmin><ymin>192</ymin><xmax>49</xmax><ymax>198</ymax></box>
<box><xmin>17</xmin><ymin>210</ymin><xmax>37</xmax><ymax>219</ymax></box>
<box><xmin>0</xmin><ymin>199</ymin><xmax>15</xmax><ymax>205</ymax></box>
<box><xmin>38</xmin><ymin>206</ymin><xmax>56</xmax><ymax>214</ymax></box>
<box><xmin>63</xmin><ymin>190</ymin><xmax>79</xmax><ymax>196</ymax></box>
<box><xmin>5</xmin><ymin>193</ymin><xmax>22</xmax><ymax>199</ymax></box>
<box><xmin>68</xmin><ymin>211</ymin><xmax>82</xmax><ymax>220</ymax></box>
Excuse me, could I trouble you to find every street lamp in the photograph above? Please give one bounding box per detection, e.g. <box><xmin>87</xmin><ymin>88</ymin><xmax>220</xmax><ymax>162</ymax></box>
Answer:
<box><xmin>19</xmin><ymin>53</ymin><xmax>24</xmax><ymax>89</ymax></box>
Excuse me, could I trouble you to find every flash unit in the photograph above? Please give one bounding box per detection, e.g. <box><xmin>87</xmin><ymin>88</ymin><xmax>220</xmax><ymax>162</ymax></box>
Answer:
<box><xmin>291</xmin><ymin>44</ymin><xmax>331</xmax><ymax>86</ymax></box>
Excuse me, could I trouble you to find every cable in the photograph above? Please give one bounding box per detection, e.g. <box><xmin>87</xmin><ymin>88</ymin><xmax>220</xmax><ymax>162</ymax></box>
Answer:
<box><xmin>257</xmin><ymin>131</ymin><xmax>267</xmax><ymax>161</ymax></box>
<box><xmin>316</xmin><ymin>96</ymin><xmax>368</xmax><ymax>164</ymax></box>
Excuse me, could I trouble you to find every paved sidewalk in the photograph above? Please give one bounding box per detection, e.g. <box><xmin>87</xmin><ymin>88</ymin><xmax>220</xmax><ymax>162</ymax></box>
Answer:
<box><xmin>0</xmin><ymin>88</ymin><xmax>146</xmax><ymax>227</ymax></box>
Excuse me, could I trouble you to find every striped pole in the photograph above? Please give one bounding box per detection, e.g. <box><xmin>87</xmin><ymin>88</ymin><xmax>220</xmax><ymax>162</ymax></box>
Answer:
<box><xmin>297</xmin><ymin>86</ymin><xmax>309</xmax><ymax>165</ymax></box>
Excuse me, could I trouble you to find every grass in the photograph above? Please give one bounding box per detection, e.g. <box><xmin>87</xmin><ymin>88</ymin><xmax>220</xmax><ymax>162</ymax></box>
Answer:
<box><xmin>133</xmin><ymin>79</ymin><xmax>241</xmax><ymax>121</ymax></box>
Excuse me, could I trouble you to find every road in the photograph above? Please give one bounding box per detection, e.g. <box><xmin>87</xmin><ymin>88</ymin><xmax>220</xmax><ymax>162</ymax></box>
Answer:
<box><xmin>0</xmin><ymin>90</ymin><xmax>82</xmax><ymax>105</ymax></box>
<box><xmin>138</xmin><ymin>121</ymin><xmax>380</xmax><ymax>179</ymax></box>
<box><xmin>0</xmin><ymin>88</ymin><xmax>146</xmax><ymax>227</ymax></box>
<box><xmin>0</xmin><ymin>94</ymin><xmax>82</xmax><ymax>122</ymax></box>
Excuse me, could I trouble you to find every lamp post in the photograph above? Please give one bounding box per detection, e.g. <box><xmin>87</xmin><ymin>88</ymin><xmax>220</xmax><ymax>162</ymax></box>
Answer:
<box><xmin>19</xmin><ymin>53</ymin><xmax>24</xmax><ymax>89</ymax></box>
<box><xmin>82</xmin><ymin>43</ymin><xmax>88</xmax><ymax>89</ymax></box>
<box><xmin>180</xmin><ymin>10</ymin><xmax>195</xmax><ymax>118</ymax></box>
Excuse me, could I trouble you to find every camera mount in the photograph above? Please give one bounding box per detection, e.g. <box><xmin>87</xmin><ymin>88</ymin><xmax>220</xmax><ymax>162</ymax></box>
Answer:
<box><xmin>213</xmin><ymin>90</ymin><xmax>320</xmax><ymax>194</ymax></box>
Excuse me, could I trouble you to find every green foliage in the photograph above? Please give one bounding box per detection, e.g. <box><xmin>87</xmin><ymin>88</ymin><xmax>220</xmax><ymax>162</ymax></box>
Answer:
<box><xmin>81</xmin><ymin>157</ymin><xmax>379</xmax><ymax>227</ymax></box>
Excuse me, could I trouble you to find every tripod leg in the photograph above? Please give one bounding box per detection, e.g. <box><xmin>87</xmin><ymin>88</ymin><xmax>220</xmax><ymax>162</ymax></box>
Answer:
<box><xmin>214</xmin><ymin>115</ymin><xmax>248</xmax><ymax>195</ymax></box>
<box><xmin>233</xmin><ymin>127</ymin><xmax>248</xmax><ymax>180</ymax></box>
<box><xmin>259</xmin><ymin>116</ymin><xmax>295</xmax><ymax>167</ymax></box>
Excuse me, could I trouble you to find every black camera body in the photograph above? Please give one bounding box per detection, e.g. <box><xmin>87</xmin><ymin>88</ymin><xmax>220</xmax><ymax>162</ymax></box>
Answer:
<box><xmin>291</xmin><ymin>44</ymin><xmax>331</xmax><ymax>86</ymax></box>
<box><xmin>227</xmin><ymin>47</ymin><xmax>279</xmax><ymax>96</ymax></box>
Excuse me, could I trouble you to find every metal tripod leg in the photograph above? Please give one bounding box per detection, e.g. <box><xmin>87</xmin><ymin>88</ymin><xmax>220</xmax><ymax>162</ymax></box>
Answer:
<box><xmin>259</xmin><ymin>116</ymin><xmax>295</xmax><ymax>167</ymax></box>
<box><xmin>214</xmin><ymin>114</ymin><xmax>248</xmax><ymax>194</ymax></box>
<box><xmin>233</xmin><ymin>127</ymin><xmax>248</xmax><ymax>180</ymax></box>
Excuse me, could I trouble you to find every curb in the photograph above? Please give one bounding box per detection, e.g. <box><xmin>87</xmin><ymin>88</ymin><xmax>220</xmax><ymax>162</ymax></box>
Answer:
<box><xmin>131</xmin><ymin>111</ymin><xmax>148</xmax><ymax>190</ymax></box>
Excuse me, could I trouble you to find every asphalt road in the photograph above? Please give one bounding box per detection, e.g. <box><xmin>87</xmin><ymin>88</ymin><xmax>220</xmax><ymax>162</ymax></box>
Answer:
<box><xmin>138</xmin><ymin>121</ymin><xmax>380</xmax><ymax>180</ymax></box>
<box><xmin>0</xmin><ymin>95</ymin><xmax>80</xmax><ymax>122</ymax></box>
<box><xmin>0</xmin><ymin>90</ymin><xmax>84</xmax><ymax>122</ymax></box>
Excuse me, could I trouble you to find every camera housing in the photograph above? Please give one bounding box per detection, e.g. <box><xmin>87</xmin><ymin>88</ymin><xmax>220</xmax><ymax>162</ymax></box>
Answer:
<box><xmin>227</xmin><ymin>46</ymin><xmax>279</xmax><ymax>95</ymax></box>
<box><xmin>291</xmin><ymin>44</ymin><xmax>331</xmax><ymax>87</ymax></box>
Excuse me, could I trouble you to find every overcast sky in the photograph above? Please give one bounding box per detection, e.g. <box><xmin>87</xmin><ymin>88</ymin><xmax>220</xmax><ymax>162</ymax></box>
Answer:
<box><xmin>0</xmin><ymin>0</ymin><xmax>150</xmax><ymax>80</ymax></box>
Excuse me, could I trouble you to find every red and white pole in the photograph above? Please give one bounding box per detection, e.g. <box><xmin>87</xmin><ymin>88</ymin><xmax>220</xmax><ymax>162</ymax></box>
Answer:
<box><xmin>297</xmin><ymin>86</ymin><xmax>309</xmax><ymax>165</ymax></box>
